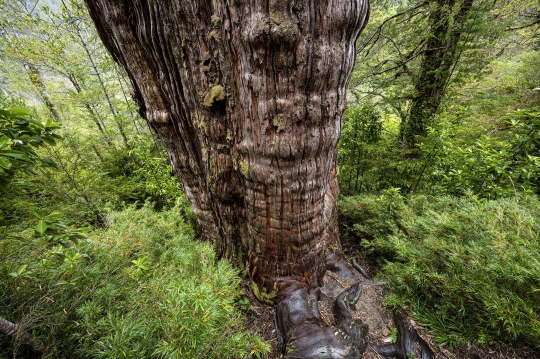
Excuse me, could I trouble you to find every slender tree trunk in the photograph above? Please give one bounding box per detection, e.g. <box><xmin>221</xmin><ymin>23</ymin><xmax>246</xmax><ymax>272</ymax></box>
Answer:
<box><xmin>84</xmin><ymin>0</ymin><xmax>369</xmax><ymax>356</ymax></box>
<box><xmin>67</xmin><ymin>74</ymin><xmax>116</xmax><ymax>147</ymax></box>
<box><xmin>348</xmin><ymin>171</ymin><xmax>353</xmax><ymax>195</ymax></box>
<box><xmin>92</xmin><ymin>145</ymin><xmax>104</xmax><ymax>162</ymax></box>
<box><xmin>26</xmin><ymin>64</ymin><xmax>62</xmax><ymax>123</ymax></box>
<box><xmin>354</xmin><ymin>167</ymin><xmax>360</xmax><ymax>193</ymax></box>
<box><xmin>401</xmin><ymin>0</ymin><xmax>474</xmax><ymax>147</ymax></box>
<box><xmin>71</xmin><ymin>21</ymin><xmax>131</xmax><ymax>149</ymax></box>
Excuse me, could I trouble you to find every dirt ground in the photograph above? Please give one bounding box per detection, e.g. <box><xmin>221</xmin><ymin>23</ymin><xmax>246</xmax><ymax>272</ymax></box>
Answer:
<box><xmin>241</xmin><ymin>246</ymin><xmax>540</xmax><ymax>359</ymax></box>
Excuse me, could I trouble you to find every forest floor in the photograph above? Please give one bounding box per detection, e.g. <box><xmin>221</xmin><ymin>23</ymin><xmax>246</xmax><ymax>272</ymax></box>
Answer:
<box><xmin>241</xmin><ymin>233</ymin><xmax>540</xmax><ymax>359</ymax></box>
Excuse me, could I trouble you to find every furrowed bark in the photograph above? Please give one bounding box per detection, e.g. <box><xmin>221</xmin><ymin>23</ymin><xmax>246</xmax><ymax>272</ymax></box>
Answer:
<box><xmin>84</xmin><ymin>0</ymin><xmax>369</xmax><ymax>294</ymax></box>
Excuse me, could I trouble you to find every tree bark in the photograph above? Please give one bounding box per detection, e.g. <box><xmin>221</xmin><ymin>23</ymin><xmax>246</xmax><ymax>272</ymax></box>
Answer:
<box><xmin>84</xmin><ymin>0</ymin><xmax>368</xmax><ymax>292</ymax></box>
<box><xmin>84</xmin><ymin>0</ymin><xmax>369</xmax><ymax>356</ymax></box>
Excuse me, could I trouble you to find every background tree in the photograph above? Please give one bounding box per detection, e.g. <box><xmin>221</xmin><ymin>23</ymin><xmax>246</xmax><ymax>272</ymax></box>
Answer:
<box><xmin>351</xmin><ymin>0</ymin><xmax>539</xmax><ymax>147</ymax></box>
<box><xmin>0</xmin><ymin>0</ymin><xmax>182</xmax><ymax>222</ymax></box>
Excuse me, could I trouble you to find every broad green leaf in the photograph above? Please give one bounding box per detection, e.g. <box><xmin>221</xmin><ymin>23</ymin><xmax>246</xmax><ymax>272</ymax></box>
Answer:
<box><xmin>36</xmin><ymin>220</ymin><xmax>47</xmax><ymax>234</ymax></box>
<box><xmin>59</xmin><ymin>240</ymin><xmax>74</xmax><ymax>248</ymax></box>
<box><xmin>0</xmin><ymin>151</ymin><xmax>30</xmax><ymax>161</ymax></box>
<box><xmin>0</xmin><ymin>138</ymin><xmax>9</xmax><ymax>149</ymax></box>
<box><xmin>28</xmin><ymin>210</ymin><xmax>43</xmax><ymax>218</ymax></box>
<box><xmin>45</xmin><ymin>211</ymin><xmax>63</xmax><ymax>220</ymax></box>
<box><xmin>17</xmin><ymin>264</ymin><xmax>27</xmax><ymax>275</ymax></box>
<box><xmin>26</xmin><ymin>119</ymin><xmax>45</xmax><ymax>128</ymax></box>
<box><xmin>42</xmin><ymin>137</ymin><xmax>57</xmax><ymax>145</ymax></box>
<box><xmin>8</xmin><ymin>107</ymin><xmax>31</xmax><ymax>117</ymax></box>
<box><xmin>0</xmin><ymin>157</ymin><xmax>12</xmax><ymax>169</ymax></box>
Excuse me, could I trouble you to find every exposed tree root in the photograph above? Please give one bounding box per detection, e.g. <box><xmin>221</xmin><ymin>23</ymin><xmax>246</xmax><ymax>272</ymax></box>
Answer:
<box><xmin>0</xmin><ymin>317</ymin><xmax>35</xmax><ymax>344</ymax></box>
<box><xmin>275</xmin><ymin>255</ymin><xmax>367</xmax><ymax>359</ymax></box>
<box><xmin>371</xmin><ymin>311</ymin><xmax>434</xmax><ymax>359</ymax></box>
<box><xmin>0</xmin><ymin>317</ymin><xmax>41</xmax><ymax>357</ymax></box>
<box><xmin>352</xmin><ymin>258</ymin><xmax>372</xmax><ymax>281</ymax></box>
<box><xmin>274</xmin><ymin>254</ymin><xmax>435</xmax><ymax>359</ymax></box>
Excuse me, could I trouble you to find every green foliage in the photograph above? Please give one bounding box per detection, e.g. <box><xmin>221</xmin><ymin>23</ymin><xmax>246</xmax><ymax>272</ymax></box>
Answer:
<box><xmin>339</xmin><ymin>103</ymin><xmax>384</xmax><ymax>195</ymax></box>
<box><xmin>0</xmin><ymin>203</ymin><xmax>269</xmax><ymax>358</ymax></box>
<box><xmin>0</xmin><ymin>104</ymin><xmax>90</xmax><ymax>255</ymax></box>
<box><xmin>338</xmin><ymin>103</ymin><xmax>422</xmax><ymax>195</ymax></box>
<box><xmin>0</xmin><ymin>106</ymin><xmax>60</xmax><ymax>192</ymax></box>
<box><xmin>339</xmin><ymin>188</ymin><xmax>403</xmax><ymax>251</ymax></box>
<box><xmin>104</xmin><ymin>135</ymin><xmax>184</xmax><ymax>208</ymax></box>
<box><xmin>14</xmin><ymin>132</ymin><xmax>184</xmax><ymax>228</ymax></box>
<box><xmin>414</xmin><ymin>108</ymin><xmax>540</xmax><ymax>198</ymax></box>
<box><xmin>340</xmin><ymin>193</ymin><xmax>540</xmax><ymax>348</ymax></box>
<box><xmin>352</xmin><ymin>0</ymin><xmax>506</xmax><ymax>124</ymax></box>
<box><xmin>390</xmin><ymin>327</ymin><xmax>398</xmax><ymax>343</ymax></box>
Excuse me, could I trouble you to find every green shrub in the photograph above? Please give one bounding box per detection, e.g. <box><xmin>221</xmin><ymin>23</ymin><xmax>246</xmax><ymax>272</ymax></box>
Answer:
<box><xmin>339</xmin><ymin>193</ymin><xmax>540</xmax><ymax>348</ymax></box>
<box><xmin>337</xmin><ymin>103</ymin><xmax>433</xmax><ymax>196</ymax></box>
<box><xmin>0</xmin><ymin>203</ymin><xmax>269</xmax><ymax>358</ymax></box>
<box><xmin>415</xmin><ymin>108</ymin><xmax>540</xmax><ymax>198</ymax></box>
<box><xmin>339</xmin><ymin>188</ymin><xmax>403</xmax><ymax>258</ymax></box>
<box><xmin>338</xmin><ymin>103</ymin><xmax>385</xmax><ymax>195</ymax></box>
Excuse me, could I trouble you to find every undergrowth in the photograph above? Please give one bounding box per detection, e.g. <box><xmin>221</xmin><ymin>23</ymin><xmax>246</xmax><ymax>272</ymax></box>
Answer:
<box><xmin>0</xmin><ymin>202</ymin><xmax>269</xmax><ymax>358</ymax></box>
<box><xmin>339</xmin><ymin>192</ymin><xmax>540</xmax><ymax>349</ymax></box>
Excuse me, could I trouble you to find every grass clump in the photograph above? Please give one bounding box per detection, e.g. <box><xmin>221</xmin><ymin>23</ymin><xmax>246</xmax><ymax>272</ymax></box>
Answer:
<box><xmin>339</xmin><ymin>193</ymin><xmax>540</xmax><ymax>349</ymax></box>
<box><xmin>0</xmin><ymin>202</ymin><xmax>269</xmax><ymax>358</ymax></box>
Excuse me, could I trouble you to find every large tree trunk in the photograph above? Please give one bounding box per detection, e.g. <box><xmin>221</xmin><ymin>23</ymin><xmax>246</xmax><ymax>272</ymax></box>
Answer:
<box><xmin>84</xmin><ymin>0</ymin><xmax>369</xmax><ymax>356</ymax></box>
